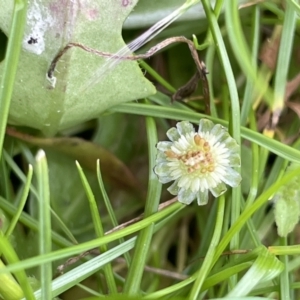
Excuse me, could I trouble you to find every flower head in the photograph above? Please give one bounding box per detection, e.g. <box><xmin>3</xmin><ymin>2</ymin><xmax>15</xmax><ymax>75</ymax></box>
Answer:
<box><xmin>154</xmin><ymin>119</ymin><xmax>241</xmax><ymax>205</ymax></box>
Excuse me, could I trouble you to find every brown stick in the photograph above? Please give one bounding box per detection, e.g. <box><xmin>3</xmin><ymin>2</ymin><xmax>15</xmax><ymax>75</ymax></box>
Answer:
<box><xmin>47</xmin><ymin>36</ymin><xmax>210</xmax><ymax>114</ymax></box>
<box><xmin>55</xmin><ymin>198</ymin><xmax>178</xmax><ymax>274</ymax></box>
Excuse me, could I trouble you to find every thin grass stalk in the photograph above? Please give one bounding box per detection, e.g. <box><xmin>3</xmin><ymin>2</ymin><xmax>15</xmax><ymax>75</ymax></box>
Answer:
<box><xmin>3</xmin><ymin>149</ymin><xmax>78</xmax><ymax>244</ymax></box>
<box><xmin>286</xmin><ymin>0</ymin><xmax>300</xmax><ymax>14</ymax></box>
<box><xmin>1</xmin><ymin>200</ymin><xmax>184</xmax><ymax>274</ymax></box>
<box><xmin>32</xmin><ymin>237</ymin><xmax>137</xmax><ymax>299</ymax></box>
<box><xmin>96</xmin><ymin>159</ymin><xmax>131</xmax><ymax>266</ymax></box>
<box><xmin>111</xmin><ymin>103</ymin><xmax>300</xmax><ymax>163</ymax></box>
<box><xmin>0</xmin><ymin>233</ymin><xmax>35</xmax><ymax>299</ymax></box>
<box><xmin>188</xmin><ymin>195</ymin><xmax>225</xmax><ymax>300</ymax></box>
<box><xmin>240</xmin><ymin>6</ymin><xmax>260</xmax><ymax>126</ymax></box>
<box><xmin>272</xmin><ymin>0</ymin><xmax>297</xmax><ymax>118</ymax></box>
<box><xmin>139</xmin><ymin>60</ymin><xmax>176</xmax><ymax>93</ymax></box>
<box><xmin>244</xmin><ymin>111</ymin><xmax>259</xmax><ymax>208</ymax></box>
<box><xmin>205</xmin><ymin>45</ymin><xmax>217</xmax><ymax>118</ymax></box>
<box><xmin>279</xmin><ymin>236</ymin><xmax>290</xmax><ymax>299</ymax></box>
<box><xmin>0</xmin><ymin>196</ymin><xmax>73</xmax><ymax>248</ymax></box>
<box><xmin>76</xmin><ymin>161</ymin><xmax>117</xmax><ymax>294</ymax></box>
<box><xmin>123</xmin><ymin>116</ymin><xmax>161</xmax><ymax>294</ymax></box>
<box><xmin>36</xmin><ymin>150</ymin><xmax>52</xmax><ymax>299</ymax></box>
<box><xmin>0</xmin><ymin>259</ymin><xmax>24</xmax><ymax>300</ymax></box>
<box><xmin>0</xmin><ymin>152</ymin><xmax>11</xmax><ymax>201</ymax></box>
<box><xmin>214</xmin><ymin>166</ymin><xmax>300</xmax><ymax>263</ymax></box>
<box><xmin>5</xmin><ymin>165</ymin><xmax>33</xmax><ymax>237</ymax></box>
<box><xmin>0</xmin><ymin>0</ymin><xmax>27</xmax><ymax>159</ymax></box>
<box><xmin>144</xmin><ymin>249</ymin><xmax>262</xmax><ymax>299</ymax></box>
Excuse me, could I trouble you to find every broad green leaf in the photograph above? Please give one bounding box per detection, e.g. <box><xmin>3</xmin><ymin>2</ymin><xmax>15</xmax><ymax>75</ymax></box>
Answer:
<box><xmin>0</xmin><ymin>0</ymin><xmax>155</xmax><ymax>135</ymax></box>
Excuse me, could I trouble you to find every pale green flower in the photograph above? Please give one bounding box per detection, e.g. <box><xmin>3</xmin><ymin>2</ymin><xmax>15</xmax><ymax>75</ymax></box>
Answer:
<box><xmin>154</xmin><ymin>119</ymin><xmax>241</xmax><ymax>205</ymax></box>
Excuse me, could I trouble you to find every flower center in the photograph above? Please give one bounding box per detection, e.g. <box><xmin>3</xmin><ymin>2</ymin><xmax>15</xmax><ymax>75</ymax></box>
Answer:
<box><xmin>166</xmin><ymin>134</ymin><xmax>215</xmax><ymax>174</ymax></box>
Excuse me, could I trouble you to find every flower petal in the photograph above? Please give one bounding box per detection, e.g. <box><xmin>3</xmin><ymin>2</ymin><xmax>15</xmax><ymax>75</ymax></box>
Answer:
<box><xmin>210</xmin><ymin>124</ymin><xmax>227</xmax><ymax>142</ymax></box>
<box><xmin>220</xmin><ymin>168</ymin><xmax>242</xmax><ymax>187</ymax></box>
<box><xmin>196</xmin><ymin>190</ymin><xmax>209</xmax><ymax>205</ymax></box>
<box><xmin>228</xmin><ymin>153</ymin><xmax>241</xmax><ymax>166</ymax></box>
<box><xmin>167</xmin><ymin>127</ymin><xmax>180</xmax><ymax>142</ymax></box>
<box><xmin>155</xmin><ymin>151</ymin><xmax>167</xmax><ymax>163</ymax></box>
<box><xmin>176</xmin><ymin>121</ymin><xmax>195</xmax><ymax>136</ymax></box>
<box><xmin>222</xmin><ymin>136</ymin><xmax>239</xmax><ymax>150</ymax></box>
<box><xmin>178</xmin><ymin>175</ymin><xmax>190</xmax><ymax>188</ymax></box>
<box><xmin>198</xmin><ymin>119</ymin><xmax>214</xmax><ymax>134</ymax></box>
<box><xmin>157</xmin><ymin>141</ymin><xmax>172</xmax><ymax>151</ymax></box>
<box><xmin>191</xmin><ymin>177</ymin><xmax>201</xmax><ymax>193</ymax></box>
<box><xmin>157</xmin><ymin>175</ymin><xmax>173</xmax><ymax>184</ymax></box>
<box><xmin>178</xmin><ymin>188</ymin><xmax>196</xmax><ymax>204</ymax></box>
<box><xmin>210</xmin><ymin>182</ymin><xmax>227</xmax><ymax>197</ymax></box>
<box><xmin>167</xmin><ymin>180</ymin><xmax>179</xmax><ymax>195</ymax></box>
<box><xmin>154</xmin><ymin>163</ymin><xmax>172</xmax><ymax>177</ymax></box>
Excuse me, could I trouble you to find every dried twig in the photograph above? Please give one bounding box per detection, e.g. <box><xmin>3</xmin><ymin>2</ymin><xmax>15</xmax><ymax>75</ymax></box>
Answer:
<box><xmin>56</xmin><ymin>197</ymin><xmax>178</xmax><ymax>274</ymax></box>
<box><xmin>47</xmin><ymin>36</ymin><xmax>210</xmax><ymax>114</ymax></box>
<box><xmin>115</xmin><ymin>257</ymin><xmax>188</xmax><ymax>280</ymax></box>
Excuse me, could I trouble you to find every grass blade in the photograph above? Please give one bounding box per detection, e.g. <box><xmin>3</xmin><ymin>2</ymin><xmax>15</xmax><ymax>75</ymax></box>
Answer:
<box><xmin>35</xmin><ymin>150</ymin><xmax>52</xmax><ymax>299</ymax></box>
<box><xmin>0</xmin><ymin>0</ymin><xmax>27</xmax><ymax>159</ymax></box>
<box><xmin>76</xmin><ymin>161</ymin><xmax>117</xmax><ymax>294</ymax></box>
<box><xmin>123</xmin><ymin>116</ymin><xmax>162</xmax><ymax>294</ymax></box>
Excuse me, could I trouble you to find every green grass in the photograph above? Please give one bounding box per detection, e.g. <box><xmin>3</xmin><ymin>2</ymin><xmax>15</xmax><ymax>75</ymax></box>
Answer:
<box><xmin>1</xmin><ymin>0</ymin><xmax>300</xmax><ymax>299</ymax></box>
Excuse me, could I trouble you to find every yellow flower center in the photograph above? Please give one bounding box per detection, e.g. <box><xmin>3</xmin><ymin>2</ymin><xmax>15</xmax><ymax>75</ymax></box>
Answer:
<box><xmin>165</xmin><ymin>134</ymin><xmax>215</xmax><ymax>174</ymax></box>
